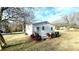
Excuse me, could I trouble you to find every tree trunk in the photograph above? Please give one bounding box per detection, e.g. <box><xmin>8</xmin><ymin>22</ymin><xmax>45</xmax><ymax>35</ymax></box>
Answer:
<box><xmin>22</xmin><ymin>18</ymin><xmax>26</xmax><ymax>33</ymax></box>
<box><xmin>0</xmin><ymin>7</ymin><xmax>7</xmax><ymax>48</ymax></box>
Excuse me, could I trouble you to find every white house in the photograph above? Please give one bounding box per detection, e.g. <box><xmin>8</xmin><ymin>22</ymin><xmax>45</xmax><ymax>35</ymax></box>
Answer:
<box><xmin>25</xmin><ymin>21</ymin><xmax>55</xmax><ymax>38</ymax></box>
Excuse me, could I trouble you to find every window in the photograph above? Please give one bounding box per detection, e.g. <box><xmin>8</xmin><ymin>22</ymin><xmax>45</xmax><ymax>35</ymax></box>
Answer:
<box><xmin>42</xmin><ymin>26</ymin><xmax>45</xmax><ymax>30</ymax></box>
<box><xmin>51</xmin><ymin>27</ymin><xmax>53</xmax><ymax>30</ymax></box>
<box><xmin>37</xmin><ymin>27</ymin><xmax>39</xmax><ymax>30</ymax></box>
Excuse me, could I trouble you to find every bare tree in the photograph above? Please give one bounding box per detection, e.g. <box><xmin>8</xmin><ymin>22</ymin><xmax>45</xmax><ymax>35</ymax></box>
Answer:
<box><xmin>2</xmin><ymin>7</ymin><xmax>35</xmax><ymax>33</ymax></box>
<box><xmin>0</xmin><ymin>7</ymin><xmax>35</xmax><ymax>50</ymax></box>
<box><xmin>62</xmin><ymin>13</ymin><xmax>76</xmax><ymax>29</ymax></box>
<box><xmin>0</xmin><ymin>7</ymin><xmax>8</xmax><ymax>49</ymax></box>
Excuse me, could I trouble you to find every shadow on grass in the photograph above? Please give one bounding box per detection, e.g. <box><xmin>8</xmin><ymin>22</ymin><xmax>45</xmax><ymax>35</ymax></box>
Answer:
<box><xmin>2</xmin><ymin>41</ymin><xmax>32</xmax><ymax>50</ymax></box>
<box><xmin>2</xmin><ymin>32</ymin><xmax>24</xmax><ymax>35</ymax></box>
<box><xmin>2</xmin><ymin>40</ymin><xmax>42</xmax><ymax>51</ymax></box>
<box><xmin>2</xmin><ymin>43</ymin><xmax>24</xmax><ymax>49</ymax></box>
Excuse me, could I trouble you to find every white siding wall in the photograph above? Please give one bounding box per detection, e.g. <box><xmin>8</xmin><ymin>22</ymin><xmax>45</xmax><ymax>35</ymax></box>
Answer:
<box><xmin>25</xmin><ymin>24</ymin><xmax>33</xmax><ymax>36</ymax></box>
<box><xmin>25</xmin><ymin>22</ymin><xmax>55</xmax><ymax>38</ymax></box>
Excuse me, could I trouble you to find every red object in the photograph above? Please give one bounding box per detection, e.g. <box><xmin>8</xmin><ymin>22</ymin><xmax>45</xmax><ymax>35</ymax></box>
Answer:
<box><xmin>30</xmin><ymin>33</ymin><xmax>42</xmax><ymax>41</ymax></box>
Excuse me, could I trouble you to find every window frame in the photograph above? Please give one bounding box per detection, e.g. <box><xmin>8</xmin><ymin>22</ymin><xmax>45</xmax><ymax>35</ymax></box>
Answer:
<box><xmin>37</xmin><ymin>27</ymin><xmax>40</xmax><ymax>30</ymax></box>
<box><xmin>51</xmin><ymin>27</ymin><xmax>53</xmax><ymax>30</ymax></box>
<box><xmin>42</xmin><ymin>26</ymin><xmax>45</xmax><ymax>30</ymax></box>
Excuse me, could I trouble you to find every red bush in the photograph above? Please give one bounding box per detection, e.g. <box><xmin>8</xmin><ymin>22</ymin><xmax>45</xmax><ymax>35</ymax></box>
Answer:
<box><xmin>30</xmin><ymin>32</ymin><xmax>42</xmax><ymax>41</ymax></box>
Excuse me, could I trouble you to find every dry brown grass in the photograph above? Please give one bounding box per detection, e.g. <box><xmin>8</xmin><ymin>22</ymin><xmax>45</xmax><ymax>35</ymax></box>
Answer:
<box><xmin>2</xmin><ymin>30</ymin><xmax>79</xmax><ymax>51</ymax></box>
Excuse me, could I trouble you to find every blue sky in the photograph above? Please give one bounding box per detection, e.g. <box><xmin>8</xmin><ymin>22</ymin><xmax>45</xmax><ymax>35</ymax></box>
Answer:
<box><xmin>33</xmin><ymin>7</ymin><xmax>79</xmax><ymax>22</ymax></box>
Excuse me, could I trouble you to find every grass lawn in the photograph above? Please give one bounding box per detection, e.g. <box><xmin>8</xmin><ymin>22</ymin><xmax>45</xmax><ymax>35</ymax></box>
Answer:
<box><xmin>2</xmin><ymin>30</ymin><xmax>79</xmax><ymax>51</ymax></box>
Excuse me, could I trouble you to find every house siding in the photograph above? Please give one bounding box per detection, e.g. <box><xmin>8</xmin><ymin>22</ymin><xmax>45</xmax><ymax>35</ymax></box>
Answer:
<box><xmin>25</xmin><ymin>24</ymin><xmax>33</xmax><ymax>36</ymax></box>
<box><xmin>25</xmin><ymin>21</ymin><xmax>55</xmax><ymax>38</ymax></box>
<box><xmin>33</xmin><ymin>22</ymin><xmax>55</xmax><ymax>38</ymax></box>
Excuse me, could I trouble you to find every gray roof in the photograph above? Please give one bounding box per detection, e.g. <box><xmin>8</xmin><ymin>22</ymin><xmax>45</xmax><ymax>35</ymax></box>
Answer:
<box><xmin>33</xmin><ymin>21</ymin><xmax>50</xmax><ymax>25</ymax></box>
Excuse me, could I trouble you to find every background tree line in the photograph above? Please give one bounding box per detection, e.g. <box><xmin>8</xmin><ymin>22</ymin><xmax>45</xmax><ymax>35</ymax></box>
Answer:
<box><xmin>52</xmin><ymin>12</ymin><xmax>79</xmax><ymax>30</ymax></box>
<box><xmin>0</xmin><ymin>7</ymin><xmax>35</xmax><ymax>33</ymax></box>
